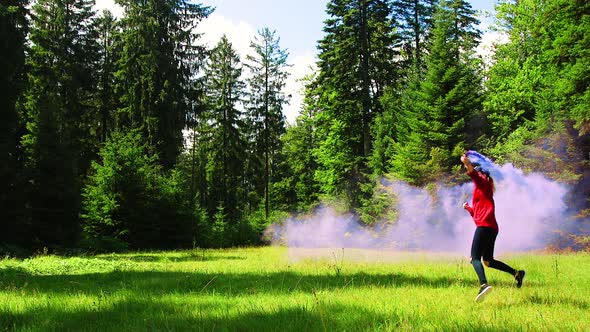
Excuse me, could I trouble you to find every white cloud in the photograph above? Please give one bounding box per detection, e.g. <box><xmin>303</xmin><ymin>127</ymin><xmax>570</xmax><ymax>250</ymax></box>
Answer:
<box><xmin>476</xmin><ymin>30</ymin><xmax>509</xmax><ymax>63</ymax></box>
<box><xmin>94</xmin><ymin>0</ymin><xmax>124</xmax><ymax>18</ymax></box>
<box><xmin>196</xmin><ymin>13</ymin><xmax>256</xmax><ymax>62</ymax></box>
<box><xmin>284</xmin><ymin>53</ymin><xmax>317</xmax><ymax>123</ymax></box>
<box><xmin>473</xmin><ymin>11</ymin><xmax>509</xmax><ymax>64</ymax></box>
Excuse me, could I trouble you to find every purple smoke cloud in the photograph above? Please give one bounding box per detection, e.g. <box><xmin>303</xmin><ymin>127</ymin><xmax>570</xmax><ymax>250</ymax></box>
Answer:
<box><xmin>267</xmin><ymin>152</ymin><xmax>574</xmax><ymax>256</ymax></box>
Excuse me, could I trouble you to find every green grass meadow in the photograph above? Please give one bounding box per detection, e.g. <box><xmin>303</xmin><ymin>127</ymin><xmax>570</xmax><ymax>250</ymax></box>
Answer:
<box><xmin>1</xmin><ymin>247</ymin><xmax>589</xmax><ymax>331</ymax></box>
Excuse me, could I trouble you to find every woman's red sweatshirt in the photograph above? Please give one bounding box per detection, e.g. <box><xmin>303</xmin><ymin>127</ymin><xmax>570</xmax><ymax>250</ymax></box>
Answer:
<box><xmin>465</xmin><ymin>170</ymin><xmax>499</xmax><ymax>231</ymax></box>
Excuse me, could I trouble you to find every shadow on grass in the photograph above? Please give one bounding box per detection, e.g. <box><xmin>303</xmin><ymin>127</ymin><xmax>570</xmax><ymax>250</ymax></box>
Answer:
<box><xmin>0</xmin><ymin>266</ymin><xmax>475</xmax><ymax>298</ymax></box>
<box><xmin>527</xmin><ymin>294</ymin><xmax>590</xmax><ymax>310</ymax></box>
<box><xmin>0</xmin><ymin>297</ymin><xmax>516</xmax><ymax>332</ymax></box>
<box><xmin>86</xmin><ymin>252</ymin><xmax>246</xmax><ymax>263</ymax></box>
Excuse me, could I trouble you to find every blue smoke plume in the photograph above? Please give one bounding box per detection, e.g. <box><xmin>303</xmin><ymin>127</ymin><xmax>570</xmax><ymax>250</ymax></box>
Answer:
<box><xmin>466</xmin><ymin>150</ymin><xmax>503</xmax><ymax>181</ymax></box>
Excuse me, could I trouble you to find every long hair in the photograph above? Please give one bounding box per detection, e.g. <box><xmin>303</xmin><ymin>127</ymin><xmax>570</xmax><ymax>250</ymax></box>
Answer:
<box><xmin>474</xmin><ymin>164</ymin><xmax>495</xmax><ymax>193</ymax></box>
<box><xmin>487</xmin><ymin>174</ymin><xmax>495</xmax><ymax>193</ymax></box>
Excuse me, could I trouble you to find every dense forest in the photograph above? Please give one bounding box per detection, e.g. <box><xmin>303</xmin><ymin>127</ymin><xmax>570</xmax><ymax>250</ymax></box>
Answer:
<box><xmin>1</xmin><ymin>0</ymin><xmax>589</xmax><ymax>254</ymax></box>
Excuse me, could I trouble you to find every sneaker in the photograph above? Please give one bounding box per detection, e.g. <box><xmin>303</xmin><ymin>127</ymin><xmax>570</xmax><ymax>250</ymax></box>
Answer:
<box><xmin>515</xmin><ymin>270</ymin><xmax>525</xmax><ymax>288</ymax></box>
<box><xmin>475</xmin><ymin>283</ymin><xmax>493</xmax><ymax>302</ymax></box>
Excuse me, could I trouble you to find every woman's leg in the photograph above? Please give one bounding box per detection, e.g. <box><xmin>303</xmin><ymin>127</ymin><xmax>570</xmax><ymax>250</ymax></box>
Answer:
<box><xmin>470</xmin><ymin>227</ymin><xmax>487</xmax><ymax>285</ymax></box>
<box><xmin>481</xmin><ymin>228</ymin><xmax>516</xmax><ymax>275</ymax></box>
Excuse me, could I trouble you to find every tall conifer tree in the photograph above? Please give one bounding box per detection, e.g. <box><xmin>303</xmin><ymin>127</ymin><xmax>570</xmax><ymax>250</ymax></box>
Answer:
<box><xmin>310</xmin><ymin>0</ymin><xmax>398</xmax><ymax>206</ymax></box>
<box><xmin>390</xmin><ymin>0</ymin><xmax>482</xmax><ymax>184</ymax></box>
<box><xmin>244</xmin><ymin>28</ymin><xmax>290</xmax><ymax>219</ymax></box>
<box><xmin>275</xmin><ymin>74</ymin><xmax>321</xmax><ymax>211</ymax></box>
<box><xmin>202</xmin><ymin>35</ymin><xmax>246</xmax><ymax>222</ymax></box>
<box><xmin>115</xmin><ymin>0</ymin><xmax>211</xmax><ymax>169</ymax></box>
<box><xmin>22</xmin><ymin>0</ymin><xmax>99</xmax><ymax>247</ymax></box>
<box><xmin>392</xmin><ymin>0</ymin><xmax>436</xmax><ymax>72</ymax></box>
<box><xmin>96</xmin><ymin>10</ymin><xmax>120</xmax><ymax>143</ymax></box>
<box><xmin>0</xmin><ymin>1</ymin><xmax>29</xmax><ymax>247</ymax></box>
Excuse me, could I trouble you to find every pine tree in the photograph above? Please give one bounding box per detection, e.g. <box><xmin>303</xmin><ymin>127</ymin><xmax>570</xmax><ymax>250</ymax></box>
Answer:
<box><xmin>202</xmin><ymin>35</ymin><xmax>247</xmax><ymax>222</ymax></box>
<box><xmin>310</xmin><ymin>0</ymin><xmax>399</xmax><ymax>207</ymax></box>
<box><xmin>390</xmin><ymin>0</ymin><xmax>482</xmax><ymax>184</ymax></box>
<box><xmin>22</xmin><ymin>0</ymin><xmax>99</xmax><ymax>247</ymax></box>
<box><xmin>0</xmin><ymin>1</ymin><xmax>29</xmax><ymax>248</ymax></box>
<box><xmin>275</xmin><ymin>74</ymin><xmax>321</xmax><ymax>210</ymax></box>
<box><xmin>115</xmin><ymin>0</ymin><xmax>212</xmax><ymax>169</ymax></box>
<box><xmin>244</xmin><ymin>28</ymin><xmax>290</xmax><ymax>219</ymax></box>
<box><xmin>392</xmin><ymin>0</ymin><xmax>436</xmax><ymax>72</ymax></box>
<box><xmin>96</xmin><ymin>9</ymin><xmax>121</xmax><ymax>143</ymax></box>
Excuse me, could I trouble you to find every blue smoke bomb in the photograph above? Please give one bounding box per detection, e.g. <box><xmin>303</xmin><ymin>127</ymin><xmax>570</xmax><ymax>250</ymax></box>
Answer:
<box><xmin>466</xmin><ymin>150</ymin><xmax>504</xmax><ymax>181</ymax></box>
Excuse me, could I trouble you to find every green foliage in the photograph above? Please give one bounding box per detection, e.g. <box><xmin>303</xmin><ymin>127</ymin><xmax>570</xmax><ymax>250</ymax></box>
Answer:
<box><xmin>22</xmin><ymin>0</ymin><xmax>100</xmax><ymax>248</ymax></box>
<box><xmin>96</xmin><ymin>9</ymin><xmax>122</xmax><ymax>143</ymax></box>
<box><xmin>114</xmin><ymin>0</ymin><xmax>212</xmax><ymax>169</ymax></box>
<box><xmin>357</xmin><ymin>176</ymin><xmax>398</xmax><ymax>225</ymax></box>
<box><xmin>392</xmin><ymin>0</ymin><xmax>436</xmax><ymax>70</ymax></box>
<box><xmin>309</xmin><ymin>0</ymin><xmax>400</xmax><ymax>208</ymax></box>
<box><xmin>210</xmin><ymin>205</ymin><xmax>227</xmax><ymax>248</ymax></box>
<box><xmin>388</xmin><ymin>0</ymin><xmax>482</xmax><ymax>185</ymax></box>
<box><xmin>0</xmin><ymin>1</ymin><xmax>29</xmax><ymax>247</ymax></box>
<box><xmin>243</xmin><ymin>205</ymin><xmax>290</xmax><ymax>244</ymax></box>
<box><xmin>273</xmin><ymin>74</ymin><xmax>322</xmax><ymax>212</ymax></box>
<box><xmin>484</xmin><ymin>56</ymin><xmax>541</xmax><ymax>142</ymax></box>
<box><xmin>313</xmin><ymin>118</ymin><xmax>355</xmax><ymax>198</ymax></box>
<box><xmin>491</xmin><ymin>121</ymin><xmax>587</xmax><ymax>184</ymax></box>
<box><xmin>484</xmin><ymin>0</ymin><xmax>590</xmax><ymax>186</ymax></box>
<box><xmin>192</xmin><ymin>206</ymin><xmax>210</xmax><ymax>247</ymax></box>
<box><xmin>244</xmin><ymin>28</ymin><xmax>290</xmax><ymax>219</ymax></box>
<box><xmin>370</xmin><ymin>103</ymin><xmax>397</xmax><ymax>176</ymax></box>
<box><xmin>202</xmin><ymin>35</ymin><xmax>247</xmax><ymax>221</ymax></box>
<box><xmin>81</xmin><ymin>131</ymin><xmax>192</xmax><ymax>251</ymax></box>
<box><xmin>275</xmin><ymin>115</ymin><xmax>320</xmax><ymax>211</ymax></box>
<box><xmin>2</xmin><ymin>0</ymin><xmax>590</xmax><ymax>252</ymax></box>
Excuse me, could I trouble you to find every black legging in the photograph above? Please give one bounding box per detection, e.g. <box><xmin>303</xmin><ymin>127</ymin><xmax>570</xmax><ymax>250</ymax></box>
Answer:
<box><xmin>471</xmin><ymin>226</ymin><xmax>516</xmax><ymax>284</ymax></box>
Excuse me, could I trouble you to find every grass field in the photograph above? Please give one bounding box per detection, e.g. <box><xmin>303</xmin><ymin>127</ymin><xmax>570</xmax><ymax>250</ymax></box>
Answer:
<box><xmin>1</xmin><ymin>247</ymin><xmax>589</xmax><ymax>331</ymax></box>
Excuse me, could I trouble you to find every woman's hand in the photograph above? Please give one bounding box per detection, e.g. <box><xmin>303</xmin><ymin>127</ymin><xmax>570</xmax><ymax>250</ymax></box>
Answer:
<box><xmin>460</xmin><ymin>154</ymin><xmax>474</xmax><ymax>172</ymax></box>
<box><xmin>462</xmin><ymin>202</ymin><xmax>470</xmax><ymax>210</ymax></box>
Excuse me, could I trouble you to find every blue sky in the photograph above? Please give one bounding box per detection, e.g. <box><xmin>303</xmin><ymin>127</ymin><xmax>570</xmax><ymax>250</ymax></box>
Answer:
<box><xmin>201</xmin><ymin>0</ymin><xmax>330</xmax><ymax>56</ymax></box>
<box><xmin>95</xmin><ymin>0</ymin><xmax>503</xmax><ymax>123</ymax></box>
<box><xmin>203</xmin><ymin>0</ymin><xmax>496</xmax><ymax>58</ymax></box>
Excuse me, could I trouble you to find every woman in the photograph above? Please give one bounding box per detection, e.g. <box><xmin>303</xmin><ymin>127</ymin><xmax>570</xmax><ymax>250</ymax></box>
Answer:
<box><xmin>460</xmin><ymin>153</ymin><xmax>525</xmax><ymax>302</ymax></box>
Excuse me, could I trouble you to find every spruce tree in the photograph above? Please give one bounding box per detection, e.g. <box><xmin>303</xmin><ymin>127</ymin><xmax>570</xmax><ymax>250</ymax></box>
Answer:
<box><xmin>22</xmin><ymin>0</ymin><xmax>99</xmax><ymax>247</ymax></box>
<box><xmin>96</xmin><ymin>10</ymin><xmax>121</xmax><ymax>143</ymax></box>
<box><xmin>82</xmin><ymin>131</ymin><xmax>194</xmax><ymax>250</ymax></box>
<box><xmin>0</xmin><ymin>1</ymin><xmax>29</xmax><ymax>248</ymax></box>
<box><xmin>390</xmin><ymin>0</ymin><xmax>482</xmax><ymax>184</ymax></box>
<box><xmin>115</xmin><ymin>0</ymin><xmax>212</xmax><ymax>169</ymax></box>
<box><xmin>391</xmin><ymin>0</ymin><xmax>436</xmax><ymax>72</ymax></box>
<box><xmin>244</xmin><ymin>28</ymin><xmax>290</xmax><ymax>219</ymax></box>
<box><xmin>202</xmin><ymin>35</ymin><xmax>247</xmax><ymax>222</ymax></box>
<box><xmin>310</xmin><ymin>0</ymin><xmax>399</xmax><ymax>207</ymax></box>
<box><xmin>276</xmin><ymin>74</ymin><xmax>321</xmax><ymax>210</ymax></box>
<box><xmin>373</xmin><ymin>0</ymin><xmax>436</xmax><ymax>177</ymax></box>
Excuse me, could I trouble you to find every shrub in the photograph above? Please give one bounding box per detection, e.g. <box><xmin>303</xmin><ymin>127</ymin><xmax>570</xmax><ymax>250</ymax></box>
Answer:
<box><xmin>81</xmin><ymin>131</ymin><xmax>192</xmax><ymax>251</ymax></box>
